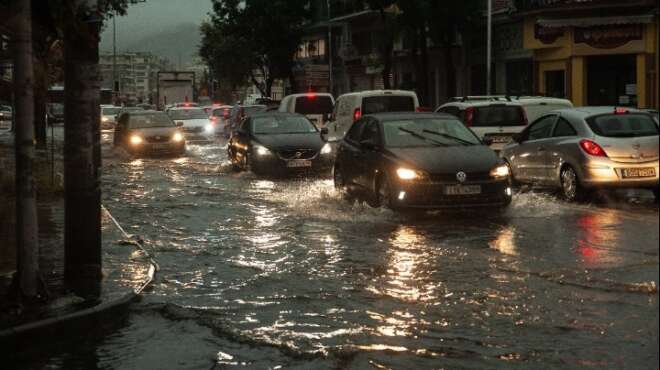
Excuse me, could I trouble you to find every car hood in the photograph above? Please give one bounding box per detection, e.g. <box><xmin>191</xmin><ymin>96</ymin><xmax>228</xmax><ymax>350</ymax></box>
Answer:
<box><xmin>385</xmin><ymin>145</ymin><xmax>500</xmax><ymax>174</ymax></box>
<box><xmin>129</xmin><ymin>127</ymin><xmax>179</xmax><ymax>137</ymax></box>
<box><xmin>254</xmin><ymin>133</ymin><xmax>324</xmax><ymax>151</ymax></box>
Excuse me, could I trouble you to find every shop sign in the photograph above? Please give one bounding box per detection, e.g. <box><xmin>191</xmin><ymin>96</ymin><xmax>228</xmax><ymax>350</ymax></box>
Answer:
<box><xmin>574</xmin><ymin>24</ymin><xmax>643</xmax><ymax>49</ymax></box>
<box><xmin>534</xmin><ymin>24</ymin><xmax>564</xmax><ymax>44</ymax></box>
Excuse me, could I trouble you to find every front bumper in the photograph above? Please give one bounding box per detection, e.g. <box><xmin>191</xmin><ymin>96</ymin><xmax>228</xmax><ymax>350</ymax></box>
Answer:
<box><xmin>579</xmin><ymin>158</ymin><xmax>659</xmax><ymax>189</ymax></box>
<box><xmin>390</xmin><ymin>179</ymin><xmax>512</xmax><ymax>209</ymax></box>
<box><xmin>251</xmin><ymin>153</ymin><xmax>333</xmax><ymax>175</ymax></box>
<box><xmin>128</xmin><ymin>141</ymin><xmax>185</xmax><ymax>156</ymax></box>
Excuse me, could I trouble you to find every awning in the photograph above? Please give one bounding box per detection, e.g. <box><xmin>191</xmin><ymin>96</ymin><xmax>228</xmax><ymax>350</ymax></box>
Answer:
<box><xmin>537</xmin><ymin>14</ymin><xmax>655</xmax><ymax>28</ymax></box>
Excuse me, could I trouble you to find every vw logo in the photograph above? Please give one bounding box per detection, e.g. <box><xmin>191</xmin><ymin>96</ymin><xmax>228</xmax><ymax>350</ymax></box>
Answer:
<box><xmin>155</xmin><ymin>136</ymin><xmax>161</xmax><ymax>140</ymax></box>
<box><xmin>456</xmin><ymin>171</ymin><xmax>467</xmax><ymax>183</ymax></box>
<box><xmin>295</xmin><ymin>152</ymin><xmax>302</xmax><ymax>158</ymax></box>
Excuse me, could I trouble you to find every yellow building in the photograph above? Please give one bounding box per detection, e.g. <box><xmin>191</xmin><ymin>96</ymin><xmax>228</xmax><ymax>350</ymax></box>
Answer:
<box><xmin>517</xmin><ymin>0</ymin><xmax>658</xmax><ymax>109</ymax></box>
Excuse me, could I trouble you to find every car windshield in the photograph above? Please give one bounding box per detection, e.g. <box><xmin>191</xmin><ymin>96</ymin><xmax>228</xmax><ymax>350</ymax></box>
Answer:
<box><xmin>102</xmin><ymin>107</ymin><xmax>121</xmax><ymax>116</ymax></box>
<box><xmin>168</xmin><ymin>108</ymin><xmax>208</xmax><ymax>120</ymax></box>
<box><xmin>252</xmin><ymin>116</ymin><xmax>317</xmax><ymax>135</ymax></box>
<box><xmin>295</xmin><ymin>96</ymin><xmax>334</xmax><ymax>115</ymax></box>
<box><xmin>383</xmin><ymin>118</ymin><xmax>481</xmax><ymax>147</ymax></box>
<box><xmin>587</xmin><ymin>114</ymin><xmax>659</xmax><ymax>138</ymax></box>
<box><xmin>362</xmin><ymin>96</ymin><xmax>415</xmax><ymax>114</ymax></box>
<box><xmin>128</xmin><ymin>113</ymin><xmax>175</xmax><ymax>129</ymax></box>
<box><xmin>473</xmin><ymin>105</ymin><xmax>525</xmax><ymax>127</ymax></box>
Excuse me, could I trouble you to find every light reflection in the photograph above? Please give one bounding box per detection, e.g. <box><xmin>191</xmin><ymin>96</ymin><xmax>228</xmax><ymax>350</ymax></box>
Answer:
<box><xmin>575</xmin><ymin>210</ymin><xmax>621</xmax><ymax>265</ymax></box>
<box><xmin>489</xmin><ymin>226</ymin><xmax>518</xmax><ymax>256</ymax></box>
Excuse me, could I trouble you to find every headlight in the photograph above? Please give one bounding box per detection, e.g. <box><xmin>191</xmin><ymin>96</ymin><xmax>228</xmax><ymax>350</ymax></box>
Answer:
<box><xmin>205</xmin><ymin>124</ymin><xmax>215</xmax><ymax>133</ymax></box>
<box><xmin>396</xmin><ymin>168</ymin><xmax>425</xmax><ymax>181</ymax></box>
<box><xmin>172</xmin><ymin>132</ymin><xmax>184</xmax><ymax>142</ymax></box>
<box><xmin>130</xmin><ymin>135</ymin><xmax>143</xmax><ymax>145</ymax></box>
<box><xmin>490</xmin><ymin>164</ymin><xmax>510</xmax><ymax>178</ymax></box>
<box><xmin>321</xmin><ymin>143</ymin><xmax>332</xmax><ymax>155</ymax></box>
<box><xmin>255</xmin><ymin>145</ymin><xmax>271</xmax><ymax>156</ymax></box>
<box><xmin>101</xmin><ymin>116</ymin><xmax>109</xmax><ymax>122</ymax></box>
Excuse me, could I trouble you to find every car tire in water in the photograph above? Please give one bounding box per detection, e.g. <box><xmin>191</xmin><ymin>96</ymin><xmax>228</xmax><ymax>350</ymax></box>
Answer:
<box><xmin>374</xmin><ymin>174</ymin><xmax>395</xmax><ymax>209</ymax></box>
<box><xmin>560</xmin><ymin>165</ymin><xmax>589</xmax><ymax>202</ymax></box>
<box><xmin>333</xmin><ymin>165</ymin><xmax>353</xmax><ymax>201</ymax></box>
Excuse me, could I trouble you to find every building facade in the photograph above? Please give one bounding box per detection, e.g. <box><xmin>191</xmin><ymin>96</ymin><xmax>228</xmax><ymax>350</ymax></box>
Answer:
<box><xmin>99</xmin><ymin>52</ymin><xmax>170</xmax><ymax>105</ymax></box>
<box><xmin>515</xmin><ymin>0</ymin><xmax>658</xmax><ymax>108</ymax></box>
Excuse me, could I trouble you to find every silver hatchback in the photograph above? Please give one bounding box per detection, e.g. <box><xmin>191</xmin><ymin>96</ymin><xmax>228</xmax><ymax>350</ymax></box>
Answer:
<box><xmin>501</xmin><ymin>107</ymin><xmax>659</xmax><ymax>201</ymax></box>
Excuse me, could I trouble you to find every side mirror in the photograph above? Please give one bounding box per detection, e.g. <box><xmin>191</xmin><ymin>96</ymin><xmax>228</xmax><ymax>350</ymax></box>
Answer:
<box><xmin>320</xmin><ymin>127</ymin><xmax>329</xmax><ymax>136</ymax></box>
<box><xmin>482</xmin><ymin>137</ymin><xmax>494</xmax><ymax>146</ymax></box>
<box><xmin>360</xmin><ymin>138</ymin><xmax>378</xmax><ymax>150</ymax></box>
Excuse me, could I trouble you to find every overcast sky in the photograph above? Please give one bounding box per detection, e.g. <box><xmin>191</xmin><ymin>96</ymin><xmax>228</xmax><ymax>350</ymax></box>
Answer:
<box><xmin>100</xmin><ymin>0</ymin><xmax>213</xmax><ymax>54</ymax></box>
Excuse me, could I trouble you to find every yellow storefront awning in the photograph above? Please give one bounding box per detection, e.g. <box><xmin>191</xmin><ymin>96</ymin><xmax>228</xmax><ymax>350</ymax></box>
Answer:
<box><xmin>537</xmin><ymin>14</ymin><xmax>655</xmax><ymax>28</ymax></box>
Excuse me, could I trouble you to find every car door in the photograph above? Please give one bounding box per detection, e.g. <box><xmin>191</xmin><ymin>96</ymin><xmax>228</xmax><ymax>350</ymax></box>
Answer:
<box><xmin>511</xmin><ymin>114</ymin><xmax>557</xmax><ymax>182</ymax></box>
<box><xmin>354</xmin><ymin>118</ymin><xmax>382</xmax><ymax>189</ymax></box>
<box><xmin>543</xmin><ymin>116</ymin><xmax>579</xmax><ymax>184</ymax></box>
<box><xmin>339</xmin><ymin>117</ymin><xmax>368</xmax><ymax>186</ymax></box>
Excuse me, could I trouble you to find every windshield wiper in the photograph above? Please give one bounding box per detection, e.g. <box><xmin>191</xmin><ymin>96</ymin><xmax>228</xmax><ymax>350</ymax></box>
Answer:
<box><xmin>398</xmin><ymin>128</ymin><xmax>448</xmax><ymax>147</ymax></box>
<box><xmin>422</xmin><ymin>130</ymin><xmax>475</xmax><ymax>146</ymax></box>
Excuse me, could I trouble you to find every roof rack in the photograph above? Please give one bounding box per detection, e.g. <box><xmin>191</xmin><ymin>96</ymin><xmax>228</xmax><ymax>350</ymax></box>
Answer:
<box><xmin>450</xmin><ymin>95</ymin><xmax>512</xmax><ymax>103</ymax></box>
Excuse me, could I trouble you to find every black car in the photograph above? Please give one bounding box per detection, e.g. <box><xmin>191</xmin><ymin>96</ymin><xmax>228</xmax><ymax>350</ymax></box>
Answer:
<box><xmin>113</xmin><ymin>111</ymin><xmax>186</xmax><ymax>156</ymax></box>
<box><xmin>333</xmin><ymin>113</ymin><xmax>513</xmax><ymax>210</ymax></box>
<box><xmin>228</xmin><ymin>112</ymin><xmax>333</xmax><ymax>175</ymax></box>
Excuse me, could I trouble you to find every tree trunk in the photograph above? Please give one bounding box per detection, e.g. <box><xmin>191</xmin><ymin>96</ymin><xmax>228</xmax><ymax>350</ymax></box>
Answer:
<box><xmin>13</xmin><ymin>0</ymin><xmax>40</xmax><ymax>299</ymax></box>
<box><xmin>63</xmin><ymin>2</ymin><xmax>102</xmax><ymax>299</ymax></box>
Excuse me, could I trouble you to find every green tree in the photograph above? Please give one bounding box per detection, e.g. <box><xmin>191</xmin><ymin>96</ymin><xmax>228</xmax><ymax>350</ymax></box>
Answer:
<box><xmin>201</xmin><ymin>0</ymin><xmax>311</xmax><ymax>98</ymax></box>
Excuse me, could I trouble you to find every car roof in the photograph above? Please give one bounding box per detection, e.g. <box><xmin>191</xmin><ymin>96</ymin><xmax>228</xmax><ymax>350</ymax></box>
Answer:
<box><xmin>338</xmin><ymin>90</ymin><xmax>418</xmax><ymax>98</ymax></box>
<box><xmin>440</xmin><ymin>100</ymin><xmax>523</xmax><ymax>108</ymax></box>
<box><xmin>366</xmin><ymin>112</ymin><xmax>459</xmax><ymax>121</ymax></box>
<box><xmin>123</xmin><ymin>110</ymin><xmax>162</xmax><ymax>115</ymax></box>
<box><xmin>168</xmin><ymin>106</ymin><xmax>205</xmax><ymax>111</ymax></box>
<box><xmin>557</xmin><ymin>106</ymin><xmax>650</xmax><ymax>119</ymax></box>
<box><xmin>248</xmin><ymin>111</ymin><xmax>305</xmax><ymax>118</ymax></box>
<box><xmin>285</xmin><ymin>93</ymin><xmax>334</xmax><ymax>98</ymax></box>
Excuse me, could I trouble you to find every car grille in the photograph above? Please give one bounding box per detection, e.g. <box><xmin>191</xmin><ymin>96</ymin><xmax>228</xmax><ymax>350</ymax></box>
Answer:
<box><xmin>428</xmin><ymin>171</ymin><xmax>491</xmax><ymax>183</ymax></box>
<box><xmin>146</xmin><ymin>135</ymin><xmax>171</xmax><ymax>143</ymax></box>
<box><xmin>184</xmin><ymin>126</ymin><xmax>203</xmax><ymax>133</ymax></box>
<box><xmin>277</xmin><ymin>149</ymin><xmax>317</xmax><ymax>160</ymax></box>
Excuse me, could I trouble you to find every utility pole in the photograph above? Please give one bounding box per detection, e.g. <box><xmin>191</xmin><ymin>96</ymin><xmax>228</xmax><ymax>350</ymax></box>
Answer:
<box><xmin>64</xmin><ymin>0</ymin><xmax>102</xmax><ymax>298</ymax></box>
<box><xmin>13</xmin><ymin>0</ymin><xmax>40</xmax><ymax>299</ymax></box>
<box><xmin>112</xmin><ymin>12</ymin><xmax>117</xmax><ymax>102</ymax></box>
<box><xmin>327</xmin><ymin>0</ymin><xmax>333</xmax><ymax>95</ymax></box>
<box><xmin>486</xmin><ymin>0</ymin><xmax>492</xmax><ymax>95</ymax></box>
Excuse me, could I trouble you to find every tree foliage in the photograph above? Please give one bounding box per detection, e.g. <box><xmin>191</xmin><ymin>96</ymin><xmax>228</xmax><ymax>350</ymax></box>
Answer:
<box><xmin>200</xmin><ymin>0</ymin><xmax>311</xmax><ymax>98</ymax></box>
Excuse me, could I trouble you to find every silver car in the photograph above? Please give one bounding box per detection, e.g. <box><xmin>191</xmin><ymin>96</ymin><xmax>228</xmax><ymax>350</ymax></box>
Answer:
<box><xmin>501</xmin><ymin>107</ymin><xmax>659</xmax><ymax>201</ymax></box>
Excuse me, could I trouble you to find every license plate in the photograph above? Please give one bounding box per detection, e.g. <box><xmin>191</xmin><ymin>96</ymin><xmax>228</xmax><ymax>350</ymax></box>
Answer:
<box><xmin>485</xmin><ymin>134</ymin><xmax>512</xmax><ymax>143</ymax></box>
<box><xmin>152</xmin><ymin>143</ymin><xmax>171</xmax><ymax>150</ymax></box>
<box><xmin>286</xmin><ymin>160</ymin><xmax>312</xmax><ymax>168</ymax></box>
<box><xmin>444</xmin><ymin>185</ymin><xmax>482</xmax><ymax>195</ymax></box>
<box><xmin>621</xmin><ymin>168</ymin><xmax>656</xmax><ymax>178</ymax></box>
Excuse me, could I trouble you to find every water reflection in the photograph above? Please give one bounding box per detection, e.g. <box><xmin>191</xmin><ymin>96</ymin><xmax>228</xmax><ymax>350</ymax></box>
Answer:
<box><xmin>575</xmin><ymin>210</ymin><xmax>621</xmax><ymax>266</ymax></box>
<box><xmin>489</xmin><ymin>226</ymin><xmax>518</xmax><ymax>256</ymax></box>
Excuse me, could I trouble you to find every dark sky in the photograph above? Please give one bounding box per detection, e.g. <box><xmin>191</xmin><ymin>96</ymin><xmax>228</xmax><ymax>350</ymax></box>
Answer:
<box><xmin>100</xmin><ymin>0</ymin><xmax>213</xmax><ymax>59</ymax></box>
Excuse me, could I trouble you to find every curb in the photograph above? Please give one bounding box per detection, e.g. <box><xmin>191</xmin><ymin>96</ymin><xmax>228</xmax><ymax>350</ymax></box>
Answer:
<box><xmin>0</xmin><ymin>205</ymin><xmax>157</xmax><ymax>344</ymax></box>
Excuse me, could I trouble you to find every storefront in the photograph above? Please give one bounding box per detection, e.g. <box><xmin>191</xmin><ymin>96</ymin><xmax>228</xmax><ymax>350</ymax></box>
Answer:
<box><xmin>522</xmin><ymin>14</ymin><xmax>658</xmax><ymax>108</ymax></box>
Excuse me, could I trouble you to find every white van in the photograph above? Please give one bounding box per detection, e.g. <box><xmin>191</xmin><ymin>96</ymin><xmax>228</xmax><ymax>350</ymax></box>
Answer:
<box><xmin>327</xmin><ymin>90</ymin><xmax>420</xmax><ymax>140</ymax></box>
<box><xmin>513</xmin><ymin>96</ymin><xmax>573</xmax><ymax>123</ymax></box>
<box><xmin>278</xmin><ymin>93</ymin><xmax>335</xmax><ymax>128</ymax></box>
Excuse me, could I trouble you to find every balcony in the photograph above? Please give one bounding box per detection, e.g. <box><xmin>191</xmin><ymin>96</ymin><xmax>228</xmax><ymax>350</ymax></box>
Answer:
<box><xmin>514</xmin><ymin>0</ymin><xmax>657</xmax><ymax>14</ymax></box>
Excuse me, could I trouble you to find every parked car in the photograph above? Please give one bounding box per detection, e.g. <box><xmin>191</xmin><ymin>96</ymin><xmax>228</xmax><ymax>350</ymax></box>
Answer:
<box><xmin>227</xmin><ymin>104</ymin><xmax>267</xmax><ymax>137</ymax></box>
<box><xmin>113</xmin><ymin>110</ymin><xmax>186</xmax><ymax>156</ymax></box>
<box><xmin>227</xmin><ymin>112</ymin><xmax>333</xmax><ymax>176</ymax></box>
<box><xmin>327</xmin><ymin>90</ymin><xmax>420</xmax><ymax>140</ymax></box>
<box><xmin>513</xmin><ymin>96</ymin><xmax>574</xmax><ymax>123</ymax></box>
<box><xmin>47</xmin><ymin>103</ymin><xmax>65</xmax><ymax>124</ymax></box>
<box><xmin>279</xmin><ymin>93</ymin><xmax>335</xmax><ymax>129</ymax></box>
<box><xmin>210</xmin><ymin>105</ymin><xmax>233</xmax><ymax>137</ymax></box>
<box><xmin>166</xmin><ymin>107</ymin><xmax>215</xmax><ymax>137</ymax></box>
<box><xmin>101</xmin><ymin>105</ymin><xmax>122</xmax><ymax>130</ymax></box>
<box><xmin>501</xmin><ymin>107</ymin><xmax>659</xmax><ymax>201</ymax></box>
<box><xmin>436</xmin><ymin>99</ymin><xmax>528</xmax><ymax>151</ymax></box>
<box><xmin>333</xmin><ymin>112</ymin><xmax>513</xmax><ymax>210</ymax></box>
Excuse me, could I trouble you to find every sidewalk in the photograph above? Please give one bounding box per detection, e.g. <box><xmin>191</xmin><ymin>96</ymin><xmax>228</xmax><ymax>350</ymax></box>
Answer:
<box><xmin>0</xmin><ymin>129</ymin><xmax>157</xmax><ymax>349</ymax></box>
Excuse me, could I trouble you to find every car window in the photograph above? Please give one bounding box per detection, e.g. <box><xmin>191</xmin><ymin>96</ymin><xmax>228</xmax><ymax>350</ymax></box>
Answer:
<box><xmin>382</xmin><ymin>118</ymin><xmax>481</xmax><ymax>147</ymax></box>
<box><xmin>527</xmin><ymin>115</ymin><xmax>556</xmax><ymax>141</ymax></box>
<box><xmin>360</xmin><ymin>119</ymin><xmax>381</xmax><ymax>144</ymax></box>
<box><xmin>167</xmin><ymin>108</ymin><xmax>208</xmax><ymax>120</ymax></box>
<box><xmin>473</xmin><ymin>105</ymin><xmax>526</xmax><ymax>127</ymax></box>
<box><xmin>295</xmin><ymin>96</ymin><xmax>334</xmax><ymax>115</ymax></box>
<box><xmin>252</xmin><ymin>115</ymin><xmax>317</xmax><ymax>135</ymax></box>
<box><xmin>362</xmin><ymin>96</ymin><xmax>415</xmax><ymax>114</ymax></box>
<box><xmin>586</xmin><ymin>114</ymin><xmax>659</xmax><ymax>138</ymax></box>
<box><xmin>345</xmin><ymin>118</ymin><xmax>367</xmax><ymax>143</ymax></box>
<box><xmin>553</xmin><ymin>118</ymin><xmax>577</xmax><ymax>137</ymax></box>
<box><xmin>128</xmin><ymin>113</ymin><xmax>175</xmax><ymax>129</ymax></box>
<box><xmin>438</xmin><ymin>106</ymin><xmax>460</xmax><ymax>117</ymax></box>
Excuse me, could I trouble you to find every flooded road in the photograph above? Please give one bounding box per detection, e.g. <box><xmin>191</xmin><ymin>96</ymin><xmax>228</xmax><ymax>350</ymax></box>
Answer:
<box><xmin>12</xmin><ymin>135</ymin><xmax>660</xmax><ymax>369</ymax></box>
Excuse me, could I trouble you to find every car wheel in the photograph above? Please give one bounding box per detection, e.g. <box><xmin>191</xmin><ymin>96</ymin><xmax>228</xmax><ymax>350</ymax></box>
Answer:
<box><xmin>504</xmin><ymin>160</ymin><xmax>520</xmax><ymax>189</ymax></box>
<box><xmin>374</xmin><ymin>174</ymin><xmax>394</xmax><ymax>209</ymax></box>
<box><xmin>560</xmin><ymin>165</ymin><xmax>589</xmax><ymax>202</ymax></box>
<box><xmin>333</xmin><ymin>165</ymin><xmax>351</xmax><ymax>200</ymax></box>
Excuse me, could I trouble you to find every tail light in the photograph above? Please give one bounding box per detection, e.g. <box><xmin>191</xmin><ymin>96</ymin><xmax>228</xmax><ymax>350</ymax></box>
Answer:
<box><xmin>614</xmin><ymin>107</ymin><xmax>629</xmax><ymax>115</ymax></box>
<box><xmin>353</xmin><ymin>108</ymin><xmax>362</xmax><ymax>122</ymax></box>
<box><xmin>223</xmin><ymin>108</ymin><xmax>230</xmax><ymax>118</ymax></box>
<box><xmin>210</xmin><ymin>116</ymin><xmax>218</xmax><ymax>124</ymax></box>
<box><xmin>416</xmin><ymin>107</ymin><xmax>431</xmax><ymax>112</ymax></box>
<box><xmin>464</xmin><ymin>107</ymin><xmax>474</xmax><ymax>127</ymax></box>
<box><xmin>580</xmin><ymin>139</ymin><xmax>607</xmax><ymax>157</ymax></box>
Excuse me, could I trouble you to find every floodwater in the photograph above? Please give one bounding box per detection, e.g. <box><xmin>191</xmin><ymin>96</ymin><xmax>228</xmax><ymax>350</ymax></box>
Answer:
<box><xmin>8</xmin><ymin>134</ymin><xmax>659</xmax><ymax>370</ymax></box>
